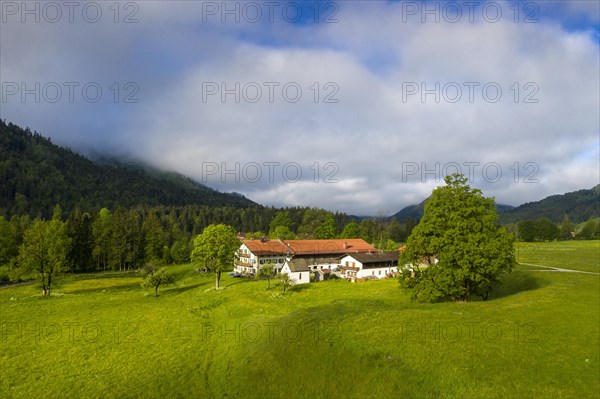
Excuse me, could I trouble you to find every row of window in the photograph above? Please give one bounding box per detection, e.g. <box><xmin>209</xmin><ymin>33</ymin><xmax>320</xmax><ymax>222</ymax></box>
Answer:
<box><xmin>259</xmin><ymin>259</ymin><xmax>285</xmax><ymax>265</ymax></box>
<box><xmin>312</xmin><ymin>265</ymin><xmax>337</xmax><ymax>270</ymax></box>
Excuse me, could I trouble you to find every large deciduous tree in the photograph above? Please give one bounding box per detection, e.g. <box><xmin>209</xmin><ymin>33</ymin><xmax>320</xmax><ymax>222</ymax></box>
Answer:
<box><xmin>191</xmin><ymin>224</ymin><xmax>240</xmax><ymax>290</ymax></box>
<box><xmin>17</xmin><ymin>215</ymin><xmax>71</xmax><ymax>296</ymax></box>
<box><xmin>399</xmin><ymin>174</ymin><xmax>515</xmax><ymax>302</ymax></box>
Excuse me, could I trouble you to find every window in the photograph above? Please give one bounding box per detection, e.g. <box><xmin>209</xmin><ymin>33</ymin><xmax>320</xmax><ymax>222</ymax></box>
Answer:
<box><xmin>260</xmin><ymin>260</ymin><xmax>264</xmax><ymax>264</ymax></box>
<box><xmin>372</xmin><ymin>271</ymin><xmax>375</xmax><ymax>276</ymax></box>
<box><xmin>352</xmin><ymin>262</ymin><xmax>356</xmax><ymax>267</ymax></box>
<box><xmin>299</xmin><ymin>273</ymin><xmax>302</xmax><ymax>279</ymax></box>
<box><xmin>379</xmin><ymin>270</ymin><xmax>381</xmax><ymax>275</ymax></box>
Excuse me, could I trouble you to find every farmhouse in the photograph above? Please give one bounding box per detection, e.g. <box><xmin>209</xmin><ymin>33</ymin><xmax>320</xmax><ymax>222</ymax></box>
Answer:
<box><xmin>235</xmin><ymin>238</ymin><xmax>392</xmax><ymax>284</ymax></box>
<box><xmin>235</xmin><ymin>239</ymin><xmax>289</xmax><ymax>275</ymax></box>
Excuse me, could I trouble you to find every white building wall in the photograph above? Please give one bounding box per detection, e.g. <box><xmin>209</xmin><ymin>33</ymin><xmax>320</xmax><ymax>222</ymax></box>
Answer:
<box><xmin>339</xmin><ymin>255</ymin><xmax>360</xmax><ymax>270</ymax></box>
<box><xmin>235</xmin><ymin>243</ymin><xmax>287</xmax><ymax>274</ymax></box>
<box><xmin>340</xmin><ymin>255</ymin><xmax>398</xmax><ymax>279</ymax></box>
<box><xmin>235</xmin><ymin>243</ymin><xmax>255</xmax><ymax>273</ymax></box>
<box><xmin>281</xmin><ymin>263</ymin><xmax>310</xmax><ymax>284</ymax></box>
<box><xmin>357</xmin><ymin>266</ymin><xmax>398</xmax><ymax>279</ymax></box>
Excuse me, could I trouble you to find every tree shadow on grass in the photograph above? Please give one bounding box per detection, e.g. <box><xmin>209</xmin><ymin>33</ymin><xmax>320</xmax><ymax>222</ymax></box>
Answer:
<box><xmin>63</xmin><ymin>271</ymin><xmax>139</xmax><ymax>282</ymax></box>
<box><xmin>486</xmin><ymin>270</ymin><xmax>551</xmax><ymax>301</ymax></box>
<box><xmin>65</xmin><ymin>282</ymin><xmax>142</xmax><ymax>295</ymax></box>
<box><xmin>290</xmin><ymin>283</ymin><xmax>312</xmax><ymax>293</ymax></box>
<box><xmin>164</xmin><ymin>282</ymin><xmax>209</xmax><ymax>295</ymax></box>
<box><xmin>224</xmin><ymin>277</ymin><xmax>256</xmax><ymax>288</ymax></box>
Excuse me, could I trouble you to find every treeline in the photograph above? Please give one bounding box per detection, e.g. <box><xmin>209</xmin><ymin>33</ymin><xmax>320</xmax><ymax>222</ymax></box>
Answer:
<box><xmin>262</xmin><ymin>209</ymin><xmax>416</xmax><ymax>248</ymax></box>
<box><xmin>514</xmin><ymin>216</ymin><xmax>600</xmax><ymax>242</ymax></box>
<box><xmin>0</xmin><ymin>204</ymin><xmax>416</xmax><ymax>281</ymax></box>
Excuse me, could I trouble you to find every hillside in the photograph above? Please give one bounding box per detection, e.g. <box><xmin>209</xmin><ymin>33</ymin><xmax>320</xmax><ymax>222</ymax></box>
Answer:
<box><xmin>392</xmin><ymin>186</ymin><xmax>598</xmax><ymax>224</ymax></box>
<box><xmin>499</xmin><ymin>185</ymin><xmax>600</xmax><ymax>224</ymax></box>
<box><xmin>391</xmin><ymin>199</ymin><xmax>428</xmax><ymax>222</ymax></box>
<box><xmin>0</xmin><ymin>120</ymin><xmax>255</xmax><ymax>217</ymax></box>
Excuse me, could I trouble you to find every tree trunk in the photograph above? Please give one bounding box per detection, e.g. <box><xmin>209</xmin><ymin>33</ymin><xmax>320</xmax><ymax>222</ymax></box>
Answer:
<box><xmin>155</xmin><ymin>283</ymin><xmax>160</xmax><ymax>297</ymax></box>
<box><xmin>215</xmin><ymin>271</ymin><xmax>220</xmax><ymax>290</ymax></box>
<box><xmin>267</xmin><ymin>277</ymin><xmax>271</xmax><ymax>290</ymax></box>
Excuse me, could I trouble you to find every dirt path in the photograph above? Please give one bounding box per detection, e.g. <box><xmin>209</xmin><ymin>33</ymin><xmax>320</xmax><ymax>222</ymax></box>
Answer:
<box><xmin>520</xmin><ymin>263</ymin><xmax>600</xmax><ymax>275</ymax></box>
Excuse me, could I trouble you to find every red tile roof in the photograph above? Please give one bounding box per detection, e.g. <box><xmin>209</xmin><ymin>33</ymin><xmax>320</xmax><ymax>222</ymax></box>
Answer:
<box><xmin>242</xmin><ymin>239</ymin><xmax>288</xmax><ymax>256</ymax></box>
<box><xmin>284</xmin><ymin>239</ymin><xmax>376</xmax><ymax>255</ymax></box>
<box><xmin>242</xmin><ymin>239</ymin><xmax>376</xmax><ymax>256</ymax></box>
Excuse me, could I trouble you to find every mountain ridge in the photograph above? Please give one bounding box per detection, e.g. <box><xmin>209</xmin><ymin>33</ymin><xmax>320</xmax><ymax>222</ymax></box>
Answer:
<box><xmin>391</xmin><ymin>186</ymin><xmax>599</xmax><ymax>224</ymax></box>
<box><xmin>0</xmin><ymin>120</ymin><xmax>256</xmax><ymax>217</ymax></box>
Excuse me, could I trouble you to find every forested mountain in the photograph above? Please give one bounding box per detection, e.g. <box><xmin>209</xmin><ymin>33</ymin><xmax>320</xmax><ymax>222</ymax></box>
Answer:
<box><xmin>499</xmin><ymin>186</ymin><xmax>600</xmax><ymax>224</ymax></box>
<box><xmin>391</xmin><ymin>199</ymin><xmax>428</xmax><ymax>222</ymax></box>
<box><xmin>0</xmin><ymin>120</ymin><xmax>255</xmax><ymax>217</ymax></box>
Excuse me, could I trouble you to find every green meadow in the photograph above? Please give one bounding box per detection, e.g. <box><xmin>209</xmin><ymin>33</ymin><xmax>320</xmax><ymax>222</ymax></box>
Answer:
<box><xmin>1</xmin><ymin>241</ymin><xmax>599</xmax><ymax>398</ymax></box>
<box><xmin>515</xmin><ymin>240</ymin><xmax>600</xmax><ymax>273</ymax></box>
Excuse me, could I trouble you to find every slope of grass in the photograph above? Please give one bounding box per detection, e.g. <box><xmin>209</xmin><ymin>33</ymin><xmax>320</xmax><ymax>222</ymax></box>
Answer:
<box><xmin>1</xmin><ymin>242</ymin><xmax>599</xmax><ymax>398</ymax></box>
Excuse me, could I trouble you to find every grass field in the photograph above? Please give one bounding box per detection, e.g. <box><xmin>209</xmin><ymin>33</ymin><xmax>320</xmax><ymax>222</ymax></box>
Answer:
<box><xmin>1</xmin><ymin>241</ymin><xmax>599</xmax><ymax>398</ymax></box>
<box><xmin>515</xmin><ymin>240</ymin><xmax>600</xmax><ymax>272</ymax></box>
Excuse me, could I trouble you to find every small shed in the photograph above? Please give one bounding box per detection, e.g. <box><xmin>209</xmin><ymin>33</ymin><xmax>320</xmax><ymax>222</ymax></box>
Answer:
<box><xmin>280</xmin><ymin>258</ymin><xmax>310</xmax><ymax>285</ymax></box>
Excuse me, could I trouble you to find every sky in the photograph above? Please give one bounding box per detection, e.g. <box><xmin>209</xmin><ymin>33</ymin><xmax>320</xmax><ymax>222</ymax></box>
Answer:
<box><xmin>1</xmin><ymin>0</ymin><xmax>599</xmax><ymax>216</ymax></box>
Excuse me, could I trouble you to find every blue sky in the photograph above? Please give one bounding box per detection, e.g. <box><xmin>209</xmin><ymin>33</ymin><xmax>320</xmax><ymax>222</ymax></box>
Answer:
<box><xmin>1</xmin><ymin>0</ymin><xmax>599</xmax><ymax>215</ymax></box>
